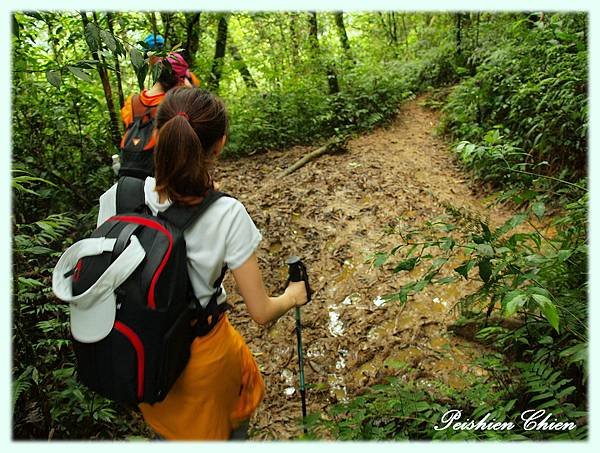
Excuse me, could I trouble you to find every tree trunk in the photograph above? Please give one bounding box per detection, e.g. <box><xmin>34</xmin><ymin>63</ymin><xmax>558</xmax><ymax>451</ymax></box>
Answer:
<box><xmin>390</xmin><ymin>12</ymin><xmax>398</xmax><ymax>44</ymax></box>
<box><xmin>183</xmin><ymin>12</ymin><xmax>201</xmax><ymax>66</ymax></box>
<box><xmin>289</xmin><ymin>13</ymin><xmax>299</xmax><ymax>64</ymax></box>
<box><xmin>80</xmin><ymin>11</ymin><xmax>121</xmax><ymax>148</ymax></box>
<box><xmin>333</xmin><ymin>12</ymin><xmax>351</xmax><ymax>55</ymax></box>
<box><xmin>106</xmin><ymin>12</ymin><xmax>124</xmax><ymax>108</ymax></box>
<box><xmin>308</xmin><ymin>12</ymin><xmax>339</xmax><ymax>95</ymax></box>
<box><xmin>308</xmin><ymin>11</ymin><xmax>319</xmax><ymax>51</ymax></box>
<box><xmin>229</xmin><ymin>43</ymin><xmax>257</xmax><ymax>88</ymax></box>
<box><xmin>401</xmin><ymin>14</ymin><xmax>409</xmax><ymax>56</ymax></box>
<box><xmin>160</xmin><ymin>12</ymin><xmax>173</xmax><ymax>46</ymax></box>
<box><xmin>455</xmin><ymin>12</ymin><xmax>463</xmax><ymax>57</ymax></box>
<box><xmin>148</xmin><ymin>12</ymin><xmax>158</xmax><ymax>42</ymax></box>
<box><xmin>209</xmin><ymin>14</ymin><xmax>228</xmax><ymax>91</ymax></box>
<box><xmin>475</xmin><ymin>12</ymin><xmax>481</xmax><ymax>48</ymax></box>
<box><xmin>378</xmin><ymin>12</ymin><xmax>396</xmax><ymax>46</ymax></box>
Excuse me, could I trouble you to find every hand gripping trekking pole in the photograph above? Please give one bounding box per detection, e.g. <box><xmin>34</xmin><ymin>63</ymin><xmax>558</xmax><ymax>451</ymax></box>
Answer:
<box><xmin>286</xmin><ymin>256</ymin><xmax>312</xmax><ymax>434</ymax></box>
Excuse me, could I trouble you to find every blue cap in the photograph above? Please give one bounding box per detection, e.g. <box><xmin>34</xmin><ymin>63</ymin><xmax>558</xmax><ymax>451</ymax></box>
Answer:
<box><xmin>144</xmin><ymin>33</ymin><xmax>165</xmax><ymax>49</ymax></box>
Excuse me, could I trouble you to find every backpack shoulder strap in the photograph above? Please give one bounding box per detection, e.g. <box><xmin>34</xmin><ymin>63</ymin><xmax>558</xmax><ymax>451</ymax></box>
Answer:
<box><xmin>158</xmin><ymin>190</ymin><xmax>233</xmax><ymax>231</ymax></box>
<box><xmin>116</xmin><ymin>176</ymin><xmax>147</xmax><ymax>214</ymax></box>
<box><xmin>131</xmin><ymin>94</ymin><xmax>155</xmax><ymax>120</ymax></box>
<box><xmin>130</xmin><ymin>94</ymin><xmax>144</xmax><ymax>118</ymax></box>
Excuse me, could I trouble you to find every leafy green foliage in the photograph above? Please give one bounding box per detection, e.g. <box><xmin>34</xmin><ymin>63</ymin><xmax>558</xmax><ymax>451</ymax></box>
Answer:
<box><xmin>314</xmin><ymin>13</ymin><xmax>587</xmax><ymax>441</ymax></box>
<box><xmin>13</xmin><ymin>10</ymin><xmax>587</xmax><ymax>440</ymax></box>
<box><xmin>309</xmin><ymin>358</ymin><xmax>585</xmax><ymax>440</ymax></box>
<box><xmin>441</xmin><ymin>13</ymin><xmax>587</xmax><ymax>189</ymax></box>
<box><xmin>325</xmin><ymin>188</ymin><xmax>587</xmax><ymax>440</ymax></box>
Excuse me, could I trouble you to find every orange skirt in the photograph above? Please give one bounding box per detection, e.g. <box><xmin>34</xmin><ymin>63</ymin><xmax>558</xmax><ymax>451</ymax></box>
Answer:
<box><xmin>139</xmin><ymin>314</ymin><xmax>265</xmax><ymax>440</ymax></box>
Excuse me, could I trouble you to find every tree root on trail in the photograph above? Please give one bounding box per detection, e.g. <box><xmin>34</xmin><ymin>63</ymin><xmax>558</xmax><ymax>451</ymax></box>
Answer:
<box><xmin>279</xmin><ymin>135</ymin><xmax>349</xmax><ymax>177</ymax></box>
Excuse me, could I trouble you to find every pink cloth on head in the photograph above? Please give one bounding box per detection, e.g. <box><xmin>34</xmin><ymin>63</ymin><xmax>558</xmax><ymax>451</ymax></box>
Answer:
<box><xmin>166</xmin><ymin>52</ymin><xmax>191</xmax><ymax>80</ymax></box>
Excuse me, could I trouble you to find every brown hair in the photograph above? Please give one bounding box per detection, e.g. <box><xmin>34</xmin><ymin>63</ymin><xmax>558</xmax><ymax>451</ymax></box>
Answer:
<box><xmin>154</xmin><ymin>87</ymin><xmax>228</xmax><ymax>205</ymax></box>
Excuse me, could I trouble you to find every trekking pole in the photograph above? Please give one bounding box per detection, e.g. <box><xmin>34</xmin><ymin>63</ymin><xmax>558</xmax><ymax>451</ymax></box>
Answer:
<box><xmin>286</xmin><ymin>256</ymin><xmax>312</xmax><ymax>434</ymax></box>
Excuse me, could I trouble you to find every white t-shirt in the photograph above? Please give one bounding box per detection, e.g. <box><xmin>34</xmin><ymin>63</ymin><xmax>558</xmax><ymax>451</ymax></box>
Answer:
<box><xmin>97</xmin><ymin>177</ymin><xmax>262</xmax><ymax>308</ymax></box>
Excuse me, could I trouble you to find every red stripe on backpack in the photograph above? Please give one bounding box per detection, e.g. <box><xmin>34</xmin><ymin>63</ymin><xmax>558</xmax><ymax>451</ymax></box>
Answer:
<box><xmin>110</xmin><ymin>215</ymin><xmax>173</xmax><ymax>309</ymax></box>
<box><xmin>114</xmin><ymin>321</ymin><xmax>145</xmax><ymax>400</ymax></box>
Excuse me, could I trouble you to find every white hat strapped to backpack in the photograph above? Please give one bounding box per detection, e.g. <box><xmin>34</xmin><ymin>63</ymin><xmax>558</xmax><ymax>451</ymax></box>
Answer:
<box><xmin>52</xmin><ymin>235</ymin><xmax>146</xmax><ymax>343</ymax></box>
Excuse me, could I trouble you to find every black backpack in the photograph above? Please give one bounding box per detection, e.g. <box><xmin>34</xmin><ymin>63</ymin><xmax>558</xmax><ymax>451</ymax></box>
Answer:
<box><xmin>118</xmin><ymin>95</ymin><xmax>158</xmax><ymax>179</ymax></box>
<box><xmin>70</xmin><ymin>177</ymin><xmax>231</xmax><ymax>405</ymax></box>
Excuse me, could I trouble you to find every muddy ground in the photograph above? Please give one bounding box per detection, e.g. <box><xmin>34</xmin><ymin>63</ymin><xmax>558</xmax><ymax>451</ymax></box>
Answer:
<box><xmin>215</xmin><ymin>98</ymin><xmax>516</xmax><ymax>440</ymax></box>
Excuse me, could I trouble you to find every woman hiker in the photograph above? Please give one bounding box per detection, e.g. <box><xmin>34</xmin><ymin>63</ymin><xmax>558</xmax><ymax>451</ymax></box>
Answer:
<box><xmin>97</xmin><ymin>86</ymin><xmax>308</xmax><ymax>439</ymax></box>
<box><xmin>117</xmin><ymin>51</ymin><xmax>193</xmax><ymax>178</ymax></box>
<box><xmin>120</xmin><ymin>51</ymin><xmax>193</xmax><ymax>131</ymax></box>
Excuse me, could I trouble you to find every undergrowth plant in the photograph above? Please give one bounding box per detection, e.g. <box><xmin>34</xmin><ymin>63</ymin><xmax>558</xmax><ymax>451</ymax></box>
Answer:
<box><xmin>441</xmin><ymin>13</ymin><xmax>587</xmax><ymax>188</ymax></box>
<box><xmin>12</xmin><ymin>171</ymin><xmax>150</xmax><ymax>439</ymax></box>
<box><xmin>312</xmin><ymin>186</ymin><xmax>587</xmax><ymax>440</ymax></box>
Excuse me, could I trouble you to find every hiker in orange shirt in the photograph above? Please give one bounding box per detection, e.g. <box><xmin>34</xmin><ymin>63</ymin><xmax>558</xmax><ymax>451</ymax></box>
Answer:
<box><xmin>120</xmin><ymin>52</ymin><xmax>193</xmax><ymax>129</ymax></box>
<box><xmin>118</xmin><ymin>52</ymin><xmax>193</xmax><ymax>178</ymax></box>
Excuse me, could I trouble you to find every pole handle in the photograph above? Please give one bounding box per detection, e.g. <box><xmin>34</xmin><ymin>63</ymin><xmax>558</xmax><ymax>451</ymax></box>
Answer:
<box><xmin>287</xmin><ymin>256</ymin><xmax>308</xmax><ymax>434</ymax></box>
<box><xmin>286</xmin><ymin>256</ymin><xmax>312</xmax><ymax>302</ymax></box>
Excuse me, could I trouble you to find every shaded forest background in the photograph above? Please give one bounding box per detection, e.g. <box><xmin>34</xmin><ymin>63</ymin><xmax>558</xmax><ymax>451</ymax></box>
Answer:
<box><xmin>12</xmin><ymin>11</ymin><xmax>587</xmax><ymax>440</ymax></box>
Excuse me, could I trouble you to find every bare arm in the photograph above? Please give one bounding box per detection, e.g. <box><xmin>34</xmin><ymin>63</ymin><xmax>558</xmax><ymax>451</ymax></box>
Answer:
<box><xmin>231</xmin><ymin>253</ymin><xmax>307</xmax><ymax>325</ymax></box>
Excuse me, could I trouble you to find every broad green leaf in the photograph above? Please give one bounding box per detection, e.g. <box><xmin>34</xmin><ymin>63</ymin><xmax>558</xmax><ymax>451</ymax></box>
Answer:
<box><xmin>495</xmin><ymin>213</ymin><xmax>527</xmax><ymax>237</ymax></box>
<box><xmin>45</xmin><ymin>69</ymin><xmax>61</xmax><ymax>88</ymax></box>
<box><xmin>31</xmin><ymin>367</ymin><xmax>39</xmax><ymax>385</ymax></box>
<box><xmin>559</xmin><ymin>343</ymin><xmax>587</xmax><ymax>365</ymax></box>
<box><xmin>100</xmin><ymin>29</ymin><xmax>117</xmax><ymax>52</ymax></box>
<box><xmin>454</xmin><ymin>260</ymin><xmax>475</xmax><ymax>279</ymax></box>
<box><xmin>503</xmin><ymin>291</ymin><xmax>527</xmax><ymax>316</ymax></box>
<box><xmin>555</xmin><ymin>386</ymin><xmax>576</xmax><ymax>399</ymax></box>
<box><xmin>435</xmin><ymin>276</ymin><xmax>457</xmax><ymax>284</ymax></box>
<box><xmin>130</xmin><ymin>47</ymin><xmax>144</xmax><ymax>69</ymax></box>
<box><xmin>557</xmin><ymin>249</ymin><xmax>572</xmax><ymax>261</ymax></box>
<box><xmin>84</xmin><ymin>22</ymin><xmax>101</xmax><ymax>52</ymax></box>
<box><xmin>18</xmin><ymin>277</ymin><xmax>45</xmax><ymax>288</ymax></box>
<box><xmin>431</xmin><ymin>257</ymin><xmax>448</xmax><ymax>270</ymax></box>
<box><xmin>532</xmin><ymin>294</ymin><xmax>560</xmax><ymax>332</ymax></box>
<box><xmin>411</xmin><ymin>279</ymin><xmax>428</xmax><ymax>293</ymax></box>
<box><xmin>74</xmin><ymin>59</ymin><xmax>99</xmax><ymax>69</ymax></box>
<box><xmin>440</xmin><ymin>236</ymin><xmax>455</xmax><ymax>250</ymax></box>
<box><xmin>136</xmin><ymin>63</ymin><xmax>149</xmax><ymax>90</ymax></box>
<box><xmin>67</xmin><ymin>66</ymin><xmax>92</xmax><ymax>82</ymax></box>
<box><xmin>526</xmin><ymin>286</ymin><xmax>551</xmax><ymax>298</ymax></box>
<box><xmin>530</xmin><ymin>392</ymin><xmax>553</xmax><ymax>403</ymax></box>
<box><xmin>12</xmin><ymin>14</ymin><xmax>20</xmax><ymax>38</ymax></box>
<box><xmin>532</xmin><ymin>201</ymin><xmax>545</xmax><ymax>218</ymax></box>
<box><xmin>525</xmin><ymin>254</ymin><xmax>546</xmax><ymax>265</ymax></box>
<box><xmin>478</xmin><ymin>258</ymin><xmax>492</xmax><ymax>282</ymax></box>
<box><xmin>373</xmin><ymin>252</ymin><xmax>388</xmax><ymax>268</ymax></box>
<box><xmin>393</xmin><ymin>257</ymin><xmax>419</xmax><ymax>273</ymax></box>
<box><xmin>480</xmin><ymin>222</ymin><xmax>492</xmax><ymax>241</ymax></box>
<box><xmin>475</xmin><ymin>243</ymin><xmax>494</xmax><ymax>257</ymax></box>
<box><xmin>24</xmin><ymin>245</ymin><xmax>54</xmax><ymax>255</ymax></box>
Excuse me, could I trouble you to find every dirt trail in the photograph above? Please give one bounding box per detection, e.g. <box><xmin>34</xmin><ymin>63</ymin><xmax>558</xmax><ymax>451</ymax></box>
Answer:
<box><xmin>215</xmin><ymin>98</ymin><xmax>514</xmax><ymax>439</ymax></box>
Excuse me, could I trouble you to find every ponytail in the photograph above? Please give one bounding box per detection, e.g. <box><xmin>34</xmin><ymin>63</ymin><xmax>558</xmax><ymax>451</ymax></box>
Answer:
<box><xmin>154</xmin><ymin>87</ymin><xmax>228</xmax><ymax>205</ymax></box>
